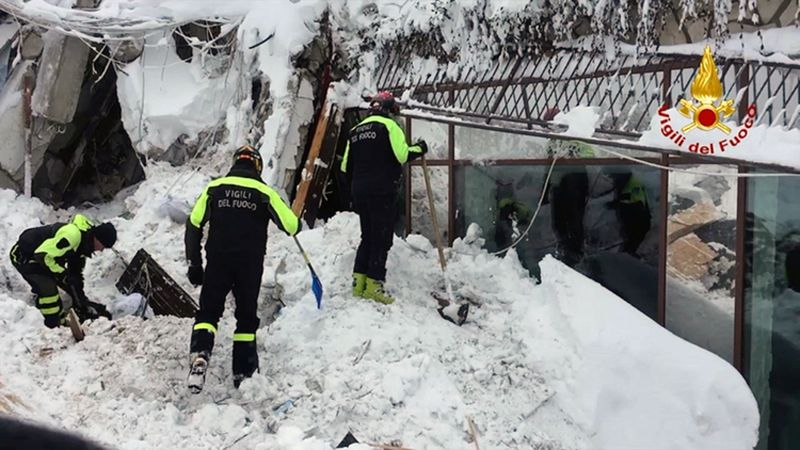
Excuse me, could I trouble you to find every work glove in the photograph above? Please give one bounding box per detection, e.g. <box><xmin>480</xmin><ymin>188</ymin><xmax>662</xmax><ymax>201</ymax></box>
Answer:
<box><xmin>188</xmin><ymin>264</ymin><xmax>204</xmax><ymax>286</ymax></box>
<box><xmin>84</xmin><ymin>300</ymin><xmax>112</xmax><ymax>321</ymax></box>
<box><xmin>415</xmin><ymin>140</ymin><xmax>428</xmax><ymax>154</ymax></box>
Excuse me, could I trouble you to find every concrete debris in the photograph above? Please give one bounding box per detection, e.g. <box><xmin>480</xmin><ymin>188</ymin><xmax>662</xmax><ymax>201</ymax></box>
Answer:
<box><xmin>31</xmin><ymin>31</ymin><xmax>91</xmax><ymax>124</ymax></box>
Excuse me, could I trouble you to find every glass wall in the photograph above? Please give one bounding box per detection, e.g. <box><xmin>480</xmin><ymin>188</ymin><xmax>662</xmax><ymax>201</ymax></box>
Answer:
<box><xmin>454</xmin><ymin>126</ymin><xmax>550</xmax><ymax>159</ymax></box>
<box><xmin>452</xmin><ymin>129</ymin><xmax>661</xmax><ymax>320</ymax></box>
<box><xmin>666</xmin><ymin>165</ymin><xmax>737</xmax><ymax>363</ymax></box>
<box><xmin>410</xmin><ymin>165</ymin><xmax>449</xmax><ymax>243</ymax></box>
<box><xmin>411</xmin><ymin>119</ymin><xmax>448</xmax><ymax>159</ymax></box>
<box><xmin>745</xmin><ymin>173</ymin><xmax>800</xmax><ymax>450</ymax></box>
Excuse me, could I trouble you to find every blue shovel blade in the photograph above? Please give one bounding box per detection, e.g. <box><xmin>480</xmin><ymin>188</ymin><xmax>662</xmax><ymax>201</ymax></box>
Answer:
<box><xmin>311</xmin><ymin>274</ymin><xmax>323</xmax><ymax>309</ymax></box>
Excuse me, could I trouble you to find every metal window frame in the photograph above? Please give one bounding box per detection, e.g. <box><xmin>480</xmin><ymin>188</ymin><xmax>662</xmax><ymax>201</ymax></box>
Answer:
<box><xmin>400</xmin><ymin>110</ymin><xmax>766</xmax><ymax>374</ymax></box>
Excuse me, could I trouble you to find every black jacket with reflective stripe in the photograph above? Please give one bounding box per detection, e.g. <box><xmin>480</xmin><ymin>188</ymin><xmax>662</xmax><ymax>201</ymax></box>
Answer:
<box><xmin>15</xmin><ymin>222</ymin><xmax>92</xmax><ymax>281</ymax></box>
<box><xmin>340</xmin><ymin>113</ymin><xmax>423</xmax><ymax>197</ymax></box>
<box><xmin>185</xmin><ymin>165</ymin><xmax>300</xmax><ymax>267</ymax></box>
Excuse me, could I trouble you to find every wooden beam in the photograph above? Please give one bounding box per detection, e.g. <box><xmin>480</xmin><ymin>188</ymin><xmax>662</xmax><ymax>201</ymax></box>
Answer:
<box><xmin>292</xmin><ymin>101</ymin><xmax>330</xmax><ymax>217</ymax></box>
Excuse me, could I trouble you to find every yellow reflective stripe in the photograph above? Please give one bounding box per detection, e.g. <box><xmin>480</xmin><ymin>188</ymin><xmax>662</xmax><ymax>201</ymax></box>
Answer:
<box><xmin>266</xmin><ymin>189</ymin><xmax>299</xmax><ymax>236</ymax></box>
<box><xmin>573</xmin><ymin>141</ymin><xmax>595</xmax><ymax>157</ymax></box>
<box><xmin>34</xmin><ymin>224</ymin><xmax>82</xmax><ymax>274</ymax></box>
<box><xmin>40</xmin><ymin>306</ymin><xmax>61</xmax><ymax>315</ymax></box>
<box><xmin>71</xmin><ymin>214</ymin><xmax>93</xmax><ymax>231</ymax></box>
<box><xmin>356</xmin><ymin>115</ymin><xmax>416</xmax><ymax>164</ymax></box>
<box><xmin>233</xmin><ymin>333</ymin><xmax>255</xmax><ymax>342</ymax></box>
<box><xmin>10</xmin><ymin>244</ymin><xmax>19</xmax><ymax>264</ymax></box>
<box><xmin>340</xmin><ymin>140</ymin><xmax>350</xmax><ymax>173</ymax></box>
<box><xmin>193</xmin><ymin>322</ymin><xmax>217</xmax><ymax>334</ymax></box>
<box><xmin>621</xmin><ymin>180</ymin><xmax>647</xmax><ymax>204</ymax></box>
<box><xmin>205</xmin><ymin>176</ymin><xmax>299</xmax><ymax>236</ymax></box>
<box><xmin>189</xmin><ymin>186</ymin><xmax>211</xmax><ymax>228</ymax></box>
<box><xmin>39</xmin><ymin>294</ymin><xmax>59</xmax><ymax>305</ymax></box>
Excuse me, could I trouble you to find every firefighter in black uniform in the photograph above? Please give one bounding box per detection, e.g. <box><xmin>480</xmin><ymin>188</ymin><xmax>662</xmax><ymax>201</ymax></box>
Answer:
<box><xmin>185</xmin><ymin>145</ymin><xmax>300</xmax><ymax>392</ymax></box>
<box><xmin>605</xmin><ymin>170</ymin><xmax>651</xmax><ymax>255</ymax></box>
<box><xmin>9</xmin><ymin>214</ymin><xmax>115</xmax><ymax>327</ymax></box>
<box><xmin>340</xmin><ymin>92</ymin><xmax>427</xmax><ymax>304</ymax></box>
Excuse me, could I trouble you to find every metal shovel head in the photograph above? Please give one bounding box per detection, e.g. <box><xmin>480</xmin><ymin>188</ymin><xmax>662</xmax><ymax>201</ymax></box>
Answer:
<box><xmin>311</xmin><ymin>272</ymin><xmax>323</xmax><ymax>309</ymax></box>
<box><xmin>438</xmin><ymin>302</ymin><xmax>469</xmax><ymax>326</ymax></box>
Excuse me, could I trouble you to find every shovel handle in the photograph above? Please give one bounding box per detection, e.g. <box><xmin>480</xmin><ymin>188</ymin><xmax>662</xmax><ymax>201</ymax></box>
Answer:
<box><xmin>420</xmin><ymin>153</ymin><xmax>447</xmax><ymax>272</ymax></box>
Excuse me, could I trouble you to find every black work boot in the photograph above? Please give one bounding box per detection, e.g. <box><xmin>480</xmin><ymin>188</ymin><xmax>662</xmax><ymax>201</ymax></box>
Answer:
<box><xmin>232</xmin><ymin>340</ymin><xmax>259</xmax><ymax>388</ymax></box>
<box><xmin>187</xmin><ymin>351</ymin><xmax>211</xmax><ymax>394</ymax></box>
<box><xmin>188</xmin><ymin>326</ymin><xmax>216</xmax><ymax>394</ymax></box>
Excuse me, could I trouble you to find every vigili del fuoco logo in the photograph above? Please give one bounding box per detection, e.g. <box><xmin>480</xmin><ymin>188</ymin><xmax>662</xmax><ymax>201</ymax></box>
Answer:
<box><xmin>657</xmin><ymin>46</ymin><xmax>757</xmax><ymax>154</ymax></box>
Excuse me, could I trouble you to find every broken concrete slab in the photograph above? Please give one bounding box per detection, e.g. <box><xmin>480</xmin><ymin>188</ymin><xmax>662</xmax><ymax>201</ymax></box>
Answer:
<box><xmin>667</xmin><ymin>233</ymin><xmax>717</xmax><ymax>281</ymax></box>
<box><xmin>667</xmin><ymin>201</ymin><xmax>725</xmax><ymax>244</ymax></box>
<box><xmin>0</xmin><ymin>61</ymin><xmax>33</xmax><ymax>190</ymax></box>
<box><xmin>31</xmin><ymin>30</ymin><xmax>91</xmax><ymax>124</ymax></box>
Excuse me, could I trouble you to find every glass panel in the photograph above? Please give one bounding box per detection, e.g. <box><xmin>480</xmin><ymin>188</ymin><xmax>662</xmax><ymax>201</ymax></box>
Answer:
<box><xmin>411</xmin><ymin>119</ymin><xmax>448</xmax><ymax>159</ymax></box>
<box><xmin>410</xmin><ymin>165</ymin><xmax>448</xmax><ymax>244</ymax></box>
<box><xmin>745</xmin><ymin>172</ymin><xmax>800</xmax><ymax>450</ymax></box>
<box><xmin>454</xmin><ymin>125</ymin><xmax>659</xmax><ymax>160</ymax></box>
<box><xmin>666</xmin><ymin>165</ymin><xmax>737</xmax><ymax>363</ymax></box>
<box><xmin>454</xmin><ymin>161</ymin><xmax>661</xmax><ymax>319</ymax></box>
<box><xmin>454</xmin><ymin>126</ymin><xmax>550</xmax><ymax>159</ymax></box>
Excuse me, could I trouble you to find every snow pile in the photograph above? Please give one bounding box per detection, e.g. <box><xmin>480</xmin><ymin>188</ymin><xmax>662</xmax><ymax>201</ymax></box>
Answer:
<box><xmin>113</xmin><ymin>0</ymin><xmax>327</xmax><ymax>193</ymax></box>
<box><xmin>115</xmin><ymin>33</ymin><xmax>244</xmax><ymax>153</ymax></box>
<box><xmin>0</xmin><ymin>173</ymin><xmax>759</xmax><ymax>449</ymax></box>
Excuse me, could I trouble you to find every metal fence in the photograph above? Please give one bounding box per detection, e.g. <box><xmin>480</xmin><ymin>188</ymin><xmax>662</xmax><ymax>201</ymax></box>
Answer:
<box><xmin>375</xmin><ymin>42</ymin><xmax>800</xmax><ymax>136</ymax></box>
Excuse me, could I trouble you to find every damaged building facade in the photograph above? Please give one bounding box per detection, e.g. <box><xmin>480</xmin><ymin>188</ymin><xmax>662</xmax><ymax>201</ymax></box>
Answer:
<box><xmin>303</xmin><ymin>3</ymin><xmax>799</xmax><ymax>450</ymax></box>
<box><xmin>0</xmin><ymin>3</ymin><xmax>334</xmax><ymax>209</ymax></box>
<box><xmin>0</xmin><ymin>3</ymin><xmax>146</xmax><ymax>206</ymax></box>
<box><xmin>0</xmin><ymin>1</ymin><xmax>799</xmax><ymax>449</ymax></box>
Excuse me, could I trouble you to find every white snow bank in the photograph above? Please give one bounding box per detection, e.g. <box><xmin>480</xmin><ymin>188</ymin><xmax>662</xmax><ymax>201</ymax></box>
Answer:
<box><xmin>552</xmin><ymin>106</ymin><xmax>601</xmax><ymax>139</ymax></box>
<box><xmin>115</xmin><ymin>32</ymin><xmax>244</xmax><ymax>152</ymax></box>
<box><xmin>654</xmin><ymin>27</ymin><xmax>800</xmax><ymax>64</ymax></box>
<box><xmin>523</xmin><ymin>256</ymin><xmax>759</xmax><ymax>450</ymax></box>
<box><xmin>0</xmin><ymin>177</ymin><xmax>759</xmax><ymax>449</ymax></box>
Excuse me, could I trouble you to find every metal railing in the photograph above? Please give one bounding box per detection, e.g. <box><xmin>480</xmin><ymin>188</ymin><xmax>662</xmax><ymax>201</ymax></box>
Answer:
<box><xmin>374</xmin><ymin>41</ymin><xmax>800</xmax><ymax>135</ymax></box>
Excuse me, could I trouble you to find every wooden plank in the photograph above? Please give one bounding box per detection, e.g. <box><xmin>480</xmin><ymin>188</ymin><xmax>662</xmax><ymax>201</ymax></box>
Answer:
<box><xmin>292</xmin><ymin>101</ymin><xmax>331</xmax><ymax>217</ymax></box>
<box><xmin>300</xmin><ymin>105</ymin><xmax>342</xmax><ymax>224</ymax></box>
<box><xmin>66</xmin><ymin>308</ymin><xmax>85</xmax><ymax>342</ymax></box>
<box><xmin>115</xmin><ymin>249</ymin><xmax>198</xmax><ymax>317</ymax></box>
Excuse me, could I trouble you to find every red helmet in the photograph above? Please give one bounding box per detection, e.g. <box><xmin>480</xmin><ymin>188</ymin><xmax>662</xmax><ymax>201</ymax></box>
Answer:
<box><xmin>370</xmin><ymin>91</ymin><xmax>399</xmax><ymax>114</ymax></box>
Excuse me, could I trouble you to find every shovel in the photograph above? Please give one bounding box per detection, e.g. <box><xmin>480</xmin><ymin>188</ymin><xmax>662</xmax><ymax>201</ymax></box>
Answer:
<box><xmin>420</xmin><ymin>153</ymin><xmax>469</xmax><ymax>326</ymax></box>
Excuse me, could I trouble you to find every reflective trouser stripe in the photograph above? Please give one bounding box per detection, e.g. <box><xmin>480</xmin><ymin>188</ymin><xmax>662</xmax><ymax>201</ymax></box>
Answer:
<box><xmin>233</xmin><ymin>333</ymin><xmax>255</xmax><ymax>342</ymax></box>
<box><xmin>40</xmin><ymin>306</ymin><xmax>61</xmax><ymax>315</ymax></box>
<box><xmin>193</xmin><ymin>322</ymin><xmax>217</xmax><ymax>334</ymax></box>
<box><xmin>39</xmin><ymin>294</ymin><xmax>60</xmax><ymax>305</ymax></box>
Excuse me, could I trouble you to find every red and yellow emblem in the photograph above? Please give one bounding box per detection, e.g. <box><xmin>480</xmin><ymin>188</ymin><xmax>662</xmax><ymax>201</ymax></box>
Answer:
<box><xmin>678</xmin><ymin>46</ymin><xmax>736</xmax><ymax>133</ymax></box>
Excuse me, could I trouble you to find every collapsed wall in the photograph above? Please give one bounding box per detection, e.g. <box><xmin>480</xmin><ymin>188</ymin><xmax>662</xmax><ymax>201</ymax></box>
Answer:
<box><xmin>0</xmin><ymin>2</ymin><xmax>336</xmax><ymax>206</ymax></box>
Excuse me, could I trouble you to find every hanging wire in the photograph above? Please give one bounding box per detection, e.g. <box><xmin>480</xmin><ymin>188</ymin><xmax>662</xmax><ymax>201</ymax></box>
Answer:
<box><xmin>488</xmin><ymin>156</ymin><xmax>559</xmax><ymax>256</ymax></box>
<box><xmin>594</xmin><ymin>146</ymin><xmax>800</xmax><ymax>177</ymax></box>
<box><xmin>0</xmin><ymin>0</ymin><xmax>239</xmax><ymax>39</ymax></box>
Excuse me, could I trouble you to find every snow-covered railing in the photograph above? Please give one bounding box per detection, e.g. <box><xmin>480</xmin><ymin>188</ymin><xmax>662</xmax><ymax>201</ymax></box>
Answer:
<box><xmin>375</xmin><ymin>44</ymin><xmax>800</xmax><ymax>135</ymax></box>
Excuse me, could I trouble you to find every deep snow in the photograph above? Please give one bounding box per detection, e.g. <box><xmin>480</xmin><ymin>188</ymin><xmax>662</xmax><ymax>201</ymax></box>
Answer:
<box><xmin>0</xmin><ymin>165</ymin><xmax>759</xmax><ymax>448</ymax></box>
<box><xmin>0</xmin><ymin>0</ymin><xmax>767</xmax><ymax>448</ymax></box>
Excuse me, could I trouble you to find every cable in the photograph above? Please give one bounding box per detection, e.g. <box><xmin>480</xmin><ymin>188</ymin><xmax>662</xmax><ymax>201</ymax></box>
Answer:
<box><xmin>594</xmin><ymin>146</ymin><xmax>800</xmax><ymax>177</ymax></box>
<box><xmin>488</xmin><ymin>156</ymin><xmax>558</xmax><ymax>256</ymax></box>
<box><xmin>0</xmin><ymin>0</ymin><xmax>237</xmax><ymax>37</ymax></box>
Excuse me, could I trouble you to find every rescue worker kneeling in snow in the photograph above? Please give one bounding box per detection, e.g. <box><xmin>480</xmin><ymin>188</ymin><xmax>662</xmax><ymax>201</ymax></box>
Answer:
<box><xmin>340</xmin><ymin>91</ymin><xmax>427</xmax><ymax>305</ymax></box>
<box><xmin>185</xmin><ymin>145</ymin><xmax>300</xmax><ymax>392</ymax></box>
<box><xmin>9</xmin><ymin>214</ymin><xmax>116</xmax><ymax>328</ymax></box>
